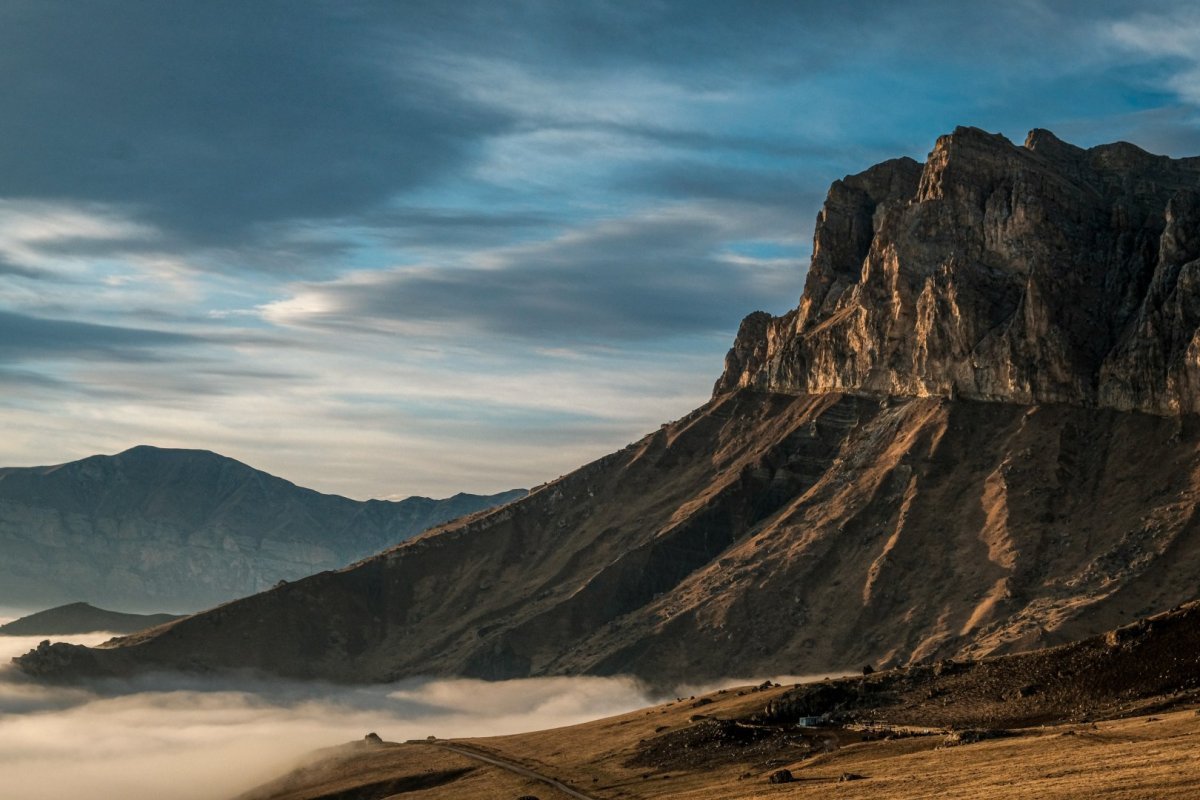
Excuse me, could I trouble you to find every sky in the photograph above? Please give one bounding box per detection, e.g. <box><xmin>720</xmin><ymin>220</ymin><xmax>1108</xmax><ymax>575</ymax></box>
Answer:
<box><xmin>4</xmin><ymin>1</ymin><xmax>1200</xmax><ymax>498</ymax></box>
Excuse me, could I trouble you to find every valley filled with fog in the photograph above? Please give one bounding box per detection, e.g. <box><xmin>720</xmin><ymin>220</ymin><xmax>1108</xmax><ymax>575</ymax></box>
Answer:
<box><xmin>0</xmin><ymin>616</ymin><xmax>654</xmax><ymax>799</ymax></box>
<box><xmin>0</xmin><ymin>605</ymin><xmax>844</xmax><ymax>799</ymax></box>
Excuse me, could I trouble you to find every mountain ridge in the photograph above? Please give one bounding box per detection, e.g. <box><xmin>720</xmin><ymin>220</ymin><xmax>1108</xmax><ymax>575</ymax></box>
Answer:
<box><xmin>717</xmin><ymin>126</ymin><xmax>1200</xmax><ymax>416</ymax></box>
<box><xmin>19</xmin><ymin>127</ymin><xmax>1200</xmax><ymax>684</ymax></box>
<box><xmin>0</xmin><ymin>602</ymin><xmax>182</xmax><ymax>636</ymax></box>
<box><xmin>0</xmin><ymin>445</ymin><xmax>526</xmax><ymax>611</ymax></box>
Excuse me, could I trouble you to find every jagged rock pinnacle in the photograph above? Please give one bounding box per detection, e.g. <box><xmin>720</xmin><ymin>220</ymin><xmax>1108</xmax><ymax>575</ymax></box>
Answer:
<box><xmin>717</xmin><ymin>127</ymin><xmax>1200</xmax><ymax>415</ymax></box>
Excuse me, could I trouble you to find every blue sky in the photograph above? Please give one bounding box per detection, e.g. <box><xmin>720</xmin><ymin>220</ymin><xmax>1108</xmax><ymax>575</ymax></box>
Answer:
<box><xmin>2</xmin><ymin>1</ymin><xmax>1200</xmax><ymax>498</ymax></box>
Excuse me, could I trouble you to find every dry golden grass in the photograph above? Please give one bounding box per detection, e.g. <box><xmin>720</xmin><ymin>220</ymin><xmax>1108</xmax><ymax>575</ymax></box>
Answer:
<box><xmin>455</xmin><ymin>685</ymin><xmax>1200</xmax><ymax>799</ymax></box>
<box><xmin>235</xmin><ymin>740</ymin><xmax>549</xmax><ymax>800</ymax></box>
<box><xmin>240</xmin><ymin>682</ymin><xmax>1200</xmax><ymax>800</ymax></box>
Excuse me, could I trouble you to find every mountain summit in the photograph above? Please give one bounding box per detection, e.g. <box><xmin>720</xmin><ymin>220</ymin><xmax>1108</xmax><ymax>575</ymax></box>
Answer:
<box><xmin>20</xmin><ymin>129</ymin><xmax>1200</xmax><ymax>684</ymax></box>
<box><xmin>717</xmin><ymin>126</ymin><xmax>1200</xmax><ymax>414</ymax></box>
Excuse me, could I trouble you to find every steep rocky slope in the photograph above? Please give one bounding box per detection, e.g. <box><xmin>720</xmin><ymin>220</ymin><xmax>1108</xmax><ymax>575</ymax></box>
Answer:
<box><xmin>0</xmin><ymin>446</ymin><xmax>524</xmax><ymax>610</ymax></box>
<box><xmin>21</xmin><ymin>391</ymin><xmax>1200</xmax><ymax>683</ymax></box>
<box><xmin>20</xmin><ymin>128</ymin><xmax>1200</xmax><ymax>684</ymax></box>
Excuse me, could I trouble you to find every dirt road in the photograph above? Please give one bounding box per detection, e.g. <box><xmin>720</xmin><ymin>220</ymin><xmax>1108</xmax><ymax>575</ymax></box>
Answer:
<box><xmin>428</xmin><ymin>741</ymin><xmax>600</xmax><ymax>800</ymax></box>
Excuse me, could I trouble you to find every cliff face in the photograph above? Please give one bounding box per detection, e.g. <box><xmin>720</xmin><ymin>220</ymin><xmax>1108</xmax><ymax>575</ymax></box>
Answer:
<box><xmin>0</xmin><ymin>446</ymin><xmax>524</xmax><ymax>611</ymax></box>
<box><xmin>716</xmin><ymin>127</ymin><xmax>1200</xmax><ymax>415</ymax></box>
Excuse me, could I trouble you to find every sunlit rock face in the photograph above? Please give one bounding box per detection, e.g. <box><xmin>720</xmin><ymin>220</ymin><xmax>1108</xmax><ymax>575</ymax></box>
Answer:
<box><xmin>717</xmin><ymin>127</ymin><xmax>1200</xmax><ymax>415</ymax></box>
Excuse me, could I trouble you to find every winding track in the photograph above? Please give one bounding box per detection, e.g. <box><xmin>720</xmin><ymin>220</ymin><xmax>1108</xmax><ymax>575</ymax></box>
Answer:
<box><xmin>427</xmin><ymin>741</ymin><xmax>600</xmax><ymax>800</ymax></box>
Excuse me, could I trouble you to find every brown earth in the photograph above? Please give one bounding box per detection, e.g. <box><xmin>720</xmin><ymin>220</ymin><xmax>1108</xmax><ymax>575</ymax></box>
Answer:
<box><xmin>245</xmin><ymin>712</ymin><xmax>1200</xmax><ymax>799</ymax></box>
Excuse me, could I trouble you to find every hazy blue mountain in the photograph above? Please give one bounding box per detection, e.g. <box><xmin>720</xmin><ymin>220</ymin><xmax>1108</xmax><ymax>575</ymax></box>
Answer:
<box><xmin>0</xmin><ymin>446</ymin><xmax>524</xmax><ymax>611</ymax></box>
<box><xmin>0</xmin><ymin>602</ymin><xmax>182</xmax><ymax>636</ymax></box>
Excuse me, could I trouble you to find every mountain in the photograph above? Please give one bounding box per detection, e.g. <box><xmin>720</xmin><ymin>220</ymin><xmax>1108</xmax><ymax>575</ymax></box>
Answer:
<box><xmin>20</xmin><ymin>127</ymin><xmax>1200</xmax><ymax>684</ymax></box>
<box><xmin>0</xmin><ymin>602</ymin><xmax>182</xmax><ymax>636</ymax></box>
<box><xmin>715</xmin><ymin>126</ymin><xmax>1200</xmax><ymax>414</ymax></box>
<box><xmin>0</xmin><ymin>445</ymin><xmax>525</xmax><ymax>611</ymax></box>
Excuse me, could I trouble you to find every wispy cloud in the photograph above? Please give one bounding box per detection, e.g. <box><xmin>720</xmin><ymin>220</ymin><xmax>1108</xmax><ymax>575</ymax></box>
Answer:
<box><xmin>0</xmin><ymin>310</ymin><xmax>195</xmax><ymax>363</ymax></box>
<box><xmin>1109</xmin><ymin>12</ymin><xmax>1200</xmax><ymax>105</ymax></box>
<box><xmin>262</xmin><ymin>206</ymin><xmax>801</xmax><ymax>343</ymax></box>
<box><xmin>0</xmin><ymin>201</ymin><xmax>156</xmax><ymax>276</ymax></box>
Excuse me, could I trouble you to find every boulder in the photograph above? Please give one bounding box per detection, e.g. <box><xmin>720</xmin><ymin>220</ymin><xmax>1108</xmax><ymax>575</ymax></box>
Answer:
<box><xmin>767</xmin><ymin>768</ymin><xmax>794</xmax><ymax>784</ymax></box>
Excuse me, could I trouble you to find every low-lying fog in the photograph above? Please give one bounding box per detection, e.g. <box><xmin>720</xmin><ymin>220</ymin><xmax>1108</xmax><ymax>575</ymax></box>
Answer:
<box><xmin>0</xmin><ymin>616</ymin><xmax>836</xmax><ymax>799</ymax></box>
<box><xmin>0</xmin><ymin>634</ymin><xmax>651</xmax><ymax>799</ymax></box>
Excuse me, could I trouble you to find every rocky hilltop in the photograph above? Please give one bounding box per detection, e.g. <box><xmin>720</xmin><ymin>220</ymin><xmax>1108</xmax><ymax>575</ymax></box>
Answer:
<box><xmin>717</xmin><ymin>127</ymin><xmax>1200</xmax><ymax>414</ymax></box>
<box><xmin>0</xmin><ymin>446</ymin><xmax>524</xmax><ymax>610</ymax></box>
<box><xmin>20</xmin><ymin>129</ymin><xmax>1200</xmax><ymax>684</ymax></box>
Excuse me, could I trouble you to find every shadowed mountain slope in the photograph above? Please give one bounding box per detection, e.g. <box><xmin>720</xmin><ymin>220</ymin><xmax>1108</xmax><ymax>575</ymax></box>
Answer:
<box><xmin>20</xmin><ymin>128</ymin><xmax>1200</xmax><ymax>683</ymax></box>
<box><xmin>18</xmin><ymin>392</ymin><xmax>1200</xmax><ymax>684</ymax></box>
<box><xmin>0</xmin><ymin>446</ymin><xmax>524</xmax><ymax>610</ymax></box>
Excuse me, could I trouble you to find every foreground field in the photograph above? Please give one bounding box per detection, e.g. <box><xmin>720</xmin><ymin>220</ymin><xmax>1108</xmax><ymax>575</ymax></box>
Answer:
<box><xmin>239</xmin><ymin>684</ymin><xmax>1200</xmax><ymax>800</ymax></box>
<box><xmin>240</xmin><ymin>604</ymin><xmax>1200</xmax><ymax>799</ymax></box>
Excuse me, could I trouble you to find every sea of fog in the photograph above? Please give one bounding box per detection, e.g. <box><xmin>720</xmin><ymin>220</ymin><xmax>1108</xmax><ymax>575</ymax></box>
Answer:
<box><xmin>0</xmin><ymin>612</ymin><xmax>838</xmax><ymax>799</ymax></box>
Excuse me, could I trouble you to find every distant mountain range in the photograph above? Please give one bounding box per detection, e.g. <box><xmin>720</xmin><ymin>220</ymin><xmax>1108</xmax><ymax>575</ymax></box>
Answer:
<box><xmin>0</xmin><ymin>602</ymin><xmax>182</xmax><ymax>636</ymax></box>
<box><xmin>0</xmin><ymin>446</ymin><xmax>524</xmax><ymax>611</ymax></box>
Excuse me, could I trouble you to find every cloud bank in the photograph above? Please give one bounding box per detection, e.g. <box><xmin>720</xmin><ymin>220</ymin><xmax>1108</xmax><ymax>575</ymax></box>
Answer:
<box><xmin>0</xmin><ymin>631</ymin><xmax>653</xmax><ymax>800</ymax></box>
<box><xmin>0</xmin><ymin>625</ymin><xmax>844</xmax><ymax>800</ymax></box>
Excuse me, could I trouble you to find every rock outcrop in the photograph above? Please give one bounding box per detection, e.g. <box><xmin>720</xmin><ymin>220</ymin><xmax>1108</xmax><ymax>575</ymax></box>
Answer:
<box><xmin>20</xmin><ymin>129</ymin><xmax>1200</xmax><ymax>685</ymax></box>
<box><xmin>715</xmin><ymin>127</ymin><xmax>1200</xmax><ymax>415</ymax></box>
<box><xmin>0</xmin><ymin>446</ymin><xmax>525</xmax><ymax>610</ymax></box>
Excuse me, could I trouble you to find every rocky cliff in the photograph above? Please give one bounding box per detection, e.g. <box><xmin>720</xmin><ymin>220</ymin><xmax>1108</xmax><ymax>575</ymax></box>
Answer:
<box><xmin>20</xmin><ymin>129</ymin><xmax>1200</xmax><ymax>684</ymax></box>
<box><xmin>715</xmin><ymin>127</ymin><xmax>1200</xmax><ymax>414</ymax></box>
<box><xmin>0</xmin><ymin>446</ymin><xmax>524</xmax><ymax>611</ymax></box>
